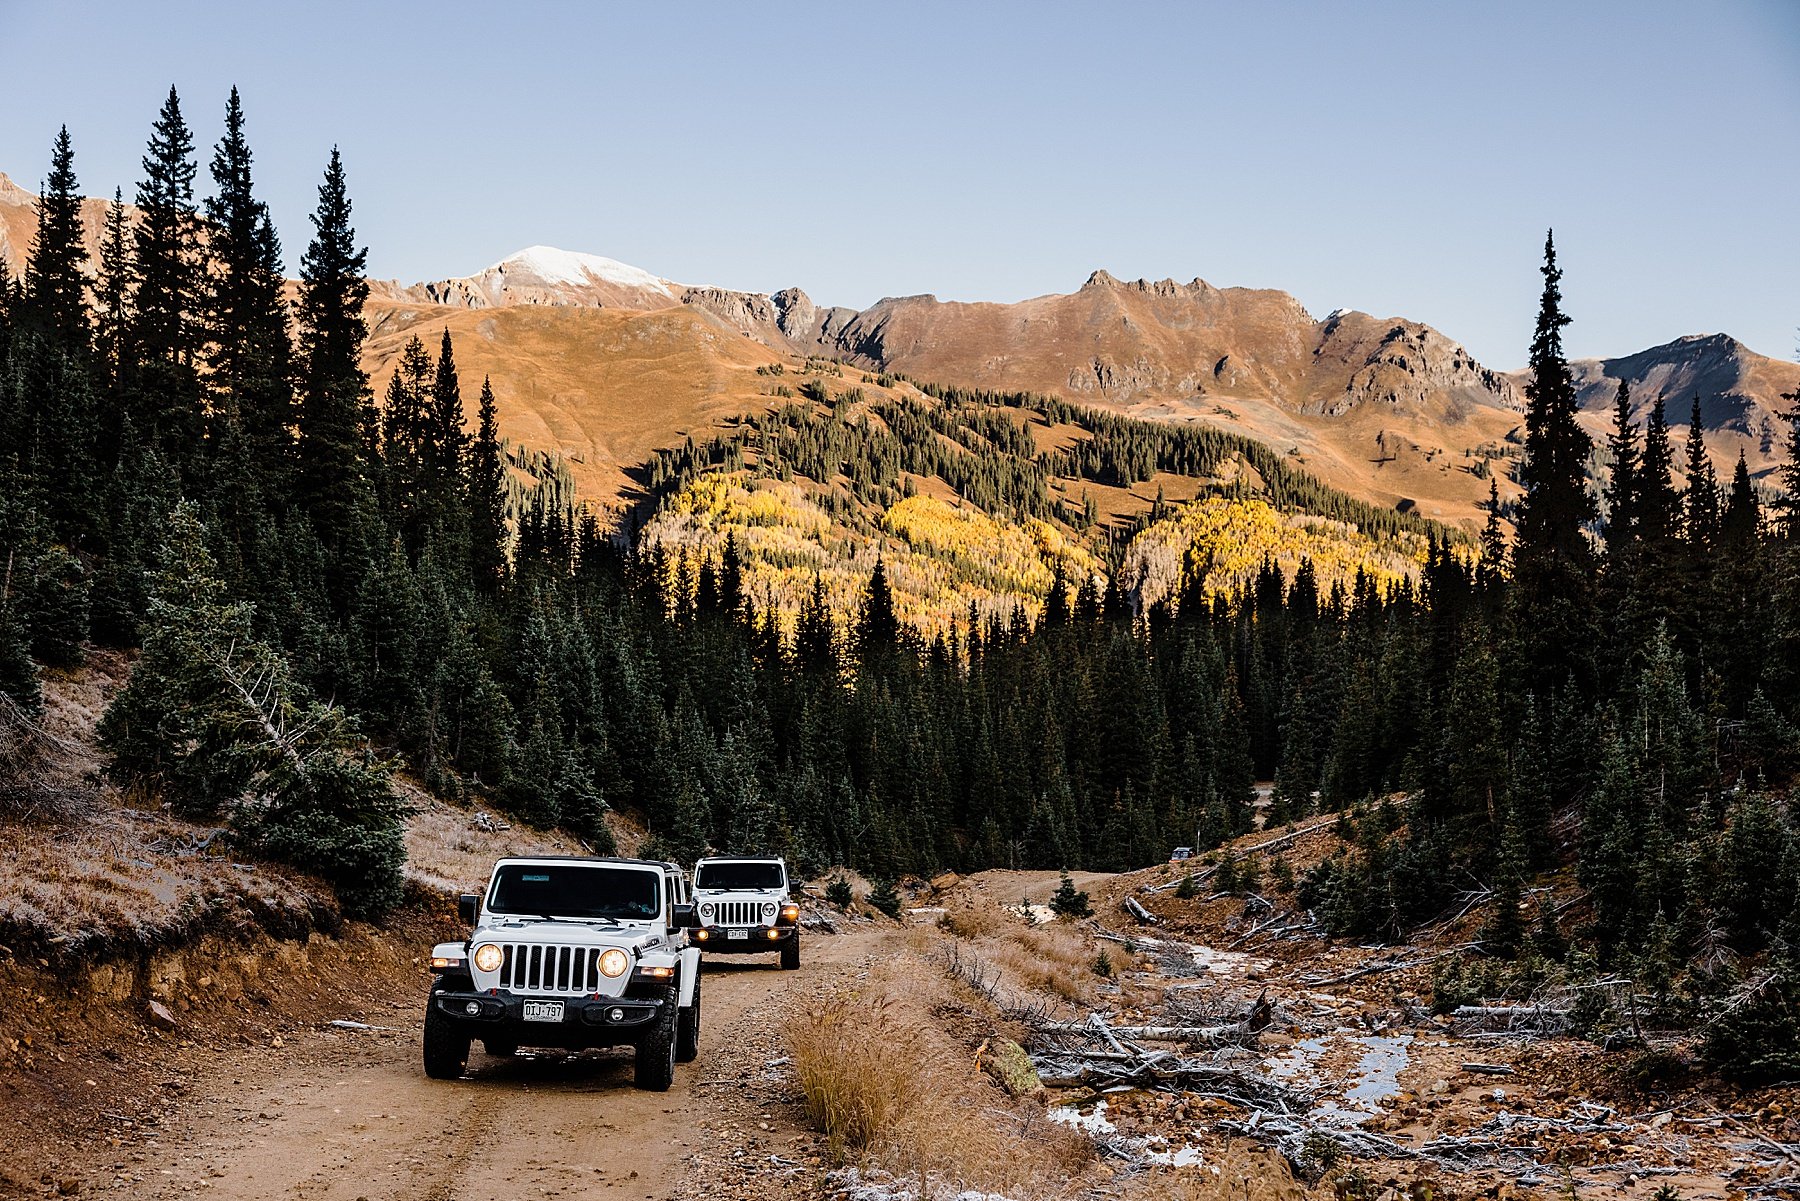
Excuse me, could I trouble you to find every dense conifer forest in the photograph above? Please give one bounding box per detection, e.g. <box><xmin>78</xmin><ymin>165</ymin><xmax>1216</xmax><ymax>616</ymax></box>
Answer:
<box><xmin>3</xmin><ymin>93</ymin><xmax>1799</xmax><ymax>1074</ymax></box>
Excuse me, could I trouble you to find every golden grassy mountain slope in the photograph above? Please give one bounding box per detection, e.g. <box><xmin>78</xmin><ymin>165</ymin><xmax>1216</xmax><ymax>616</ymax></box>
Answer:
<box><xmin>361</xmin><ymin>297</ymin><xmax>786</xmax><ymax>508</ymax></box>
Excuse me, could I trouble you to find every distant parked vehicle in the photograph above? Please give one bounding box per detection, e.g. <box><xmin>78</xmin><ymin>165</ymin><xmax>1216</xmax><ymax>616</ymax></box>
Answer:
<box><xmin>690</xmin><ymin>856</ymin><xmax>801</xmax><ymax>970</ymax></box>
<box><xmin>1169</xmin><ymin>846</ymin><xmax>1194</xmax><ymax>863</ymax></box>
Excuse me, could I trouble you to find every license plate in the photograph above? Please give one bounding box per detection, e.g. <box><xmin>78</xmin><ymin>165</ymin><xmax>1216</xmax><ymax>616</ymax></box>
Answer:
<box><xmin>522</xmin><ymin>1001</ymin><xmax>563</xmax><ymax>1022</ymax></box>
<box><xmin>727</xmin><ymin>928</ymin><xmax>749</xmax><ymax>940</ymax></box>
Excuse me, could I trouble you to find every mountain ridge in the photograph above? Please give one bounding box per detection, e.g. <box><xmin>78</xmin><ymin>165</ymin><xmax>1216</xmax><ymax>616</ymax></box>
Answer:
<box><xmin>3</xmin><ymin>170</ymin><xmax>1794</xmax><ymax>528</ymax></box>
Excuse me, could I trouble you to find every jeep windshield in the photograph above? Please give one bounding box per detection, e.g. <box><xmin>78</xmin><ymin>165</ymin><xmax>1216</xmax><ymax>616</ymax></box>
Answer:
<box><xmin>695</xmin><ymin>861</ymin><xmax>785</xmax><ymax>891</ymax></box>
<box><xmin>487</xmin><ymin>864</ymin><xmax>660</xmax><ymax>921</ymax></box>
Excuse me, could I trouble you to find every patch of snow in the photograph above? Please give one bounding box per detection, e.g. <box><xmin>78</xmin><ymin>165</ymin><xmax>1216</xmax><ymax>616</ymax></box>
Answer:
<box><xmin>1053</xmin><ymin>1101</ymin><xmax>1208</xmax><ymax>1170</ymax></box>
<box><xmin>490</xmin><ymin>245</ymin><xmax>673</xmax><ymax>298</ymax></box>
<box><xmin>1050</xmin><ymin>1099</ymin><xmax>1118</xmax><ymax>1136</ymax></box>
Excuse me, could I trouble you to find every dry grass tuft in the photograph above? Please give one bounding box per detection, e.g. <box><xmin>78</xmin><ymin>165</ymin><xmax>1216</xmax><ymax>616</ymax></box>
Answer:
<box><xmin>785</xmin><ymin>969</ymin><xmax>1096</xmax><ymax>1199</ymax></box>
<box><xmin>788</xmin><ymin>994</ymin><xmax>939</xmax><ymax>1163</ymax></box>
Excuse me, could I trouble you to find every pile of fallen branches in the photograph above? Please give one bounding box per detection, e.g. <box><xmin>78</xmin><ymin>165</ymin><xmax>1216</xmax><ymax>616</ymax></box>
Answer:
<box><xmin>0</xmin><ymin>693</ymin><xmax>92</xmax><ymax>821</ymax></box>
<box><xmin>934</xmin><ymin>938</ymin><xmax>1059</xmax><ymax>1026</ymax></box>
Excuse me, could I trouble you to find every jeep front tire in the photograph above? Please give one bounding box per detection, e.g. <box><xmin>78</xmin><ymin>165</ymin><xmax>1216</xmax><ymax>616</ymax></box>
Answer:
<box><xmin>676</xmin><ymin>972</ymin><xmax>701</xmax><ymax>1063</ymax></box>
<box><xmin>422</xmin><ymin>1003</ymin><xmax>470</xmax><ymax>1080</ymax></box>
<box><xmin>781</xmin><ymin>935</ymin><xmax>800</xmax><ymax>971</ymax></box>
<box><xmin>634</xmin><ymin>985</ymin><xmax>679</xmax><ymax>1091</ymax></box>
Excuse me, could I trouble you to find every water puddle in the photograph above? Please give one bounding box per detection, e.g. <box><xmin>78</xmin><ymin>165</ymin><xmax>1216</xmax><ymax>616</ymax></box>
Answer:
<box><xmin>1260</xmin><ymin>1032</ymin><xmax>1413</xmax><ymax>1125</ymax></box>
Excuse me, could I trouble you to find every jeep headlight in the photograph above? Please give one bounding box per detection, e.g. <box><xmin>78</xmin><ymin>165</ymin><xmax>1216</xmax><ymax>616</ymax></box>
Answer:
<box><xmin>699</xmin><ymin>902</ymin><xmax>715</xmax><ymax>921</ymax></box>
<box><xmin>599</xmin><ymin>948</ymin><xmax>630</xmax><ymax>978</ymax></box>
<box><xmin>472</xmin><ymin>943</ymin><xmax>504</xmax><ymax>973</ymax></box>
<box><xmin>761</xmin><ymin>902</ymin><xmax>778</xmax><ymax>920</ymax></box>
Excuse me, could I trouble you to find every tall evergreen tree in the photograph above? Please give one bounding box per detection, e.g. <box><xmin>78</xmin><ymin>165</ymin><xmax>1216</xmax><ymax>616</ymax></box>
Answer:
<box><xmin>1601</xmin><ymin>380</ymin><xmax>1639</xmax><ymax>558</ymax></box>
<box><xmin>92</xmin><ymin>187</ymin><xmax>135</xmax><ymax>406</ymax></box>
<box><xmin>1509</xmin><ymin>232</ymin><xmax>1597</xmax><ymax>694</ymax></box>
<box><xmin>468</xmin><ymin>376</ymin><xmax>507</xmax><ymax>590</ymax></box>
<box><xmin>131</xmin><ymin>86</ymin><xmax>205</xmax><ymax>464</ymax></box>
<box><xmin>294</xmin><ymin>148</ymin><xmax>371</xmax><ymax>544</ymax></box>
<box><xmin>1683</xmin><ymin>397</ymin><xmax>1721</xmax><ymax>557</ymax></box>
<box><xmin>204</xmin><ymin>86</ymin><xmax>294</xmax><ymax>484</ymax></box>
<box><xmin>23</xmin><ymin>125</ymin><xmax>90</xmax><ymax>347</ymax></box>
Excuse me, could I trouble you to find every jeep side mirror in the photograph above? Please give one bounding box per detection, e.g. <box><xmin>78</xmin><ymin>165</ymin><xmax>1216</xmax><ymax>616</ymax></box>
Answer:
<box><xmin>671</xmin><ymin>903</ymin><xmax>699</xmax><ymax>930</ymax></box>
<box><xmin>458</xmin><ymin>894</ymin><xmax>479</xmax><ymax>926</ymax></box>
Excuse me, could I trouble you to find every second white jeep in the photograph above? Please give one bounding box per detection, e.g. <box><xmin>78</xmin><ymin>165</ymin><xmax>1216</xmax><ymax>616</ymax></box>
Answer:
<box><xmin>690</xmin><ymin>856</ymin><xmax>800</xmax><ymax>970</ymax></box>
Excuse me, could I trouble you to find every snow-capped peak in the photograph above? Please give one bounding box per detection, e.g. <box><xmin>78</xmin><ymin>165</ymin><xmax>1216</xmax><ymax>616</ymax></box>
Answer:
<box><xmin>489</xmin><ymin>245</ymin><xmax>673</xmax><ymax>298</ymax></box>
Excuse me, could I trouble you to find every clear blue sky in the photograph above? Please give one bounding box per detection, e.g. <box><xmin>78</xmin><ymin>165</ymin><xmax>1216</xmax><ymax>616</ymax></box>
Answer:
<box><xmin>2</xmin><ymin>0</ymin><xmax>1796</xmax><ymax>367</ymax></box>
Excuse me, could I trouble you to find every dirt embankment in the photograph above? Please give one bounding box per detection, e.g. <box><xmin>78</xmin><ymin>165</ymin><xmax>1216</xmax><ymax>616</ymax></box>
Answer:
<box><xmin>5</xmin><ymin>909</ymin><xmax>894</xmax><ymax>1201</ymax></box>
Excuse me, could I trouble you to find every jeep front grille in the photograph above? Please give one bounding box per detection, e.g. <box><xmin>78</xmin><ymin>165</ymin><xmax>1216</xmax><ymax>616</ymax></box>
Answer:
<box><xmin>497</xmin><ymin>944</ymin><xmax>605</xmax><ymax>994</ymax></box>
<box><xmin>709</xmin><ymin>901</ymin><xmax>766</xmax><ymax>927</ymax></box>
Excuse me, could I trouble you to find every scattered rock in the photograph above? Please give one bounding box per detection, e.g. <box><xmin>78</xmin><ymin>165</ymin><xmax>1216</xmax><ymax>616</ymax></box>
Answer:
<box><xmin>976</xmin><ymin>1037</ymin><xmax>1044</xmax><ymax>1098</ymax></box>
<box><xmin>145</xmin><ymin>1001</ymin><xmax>177</xmax><ymax>1031</ymax></box>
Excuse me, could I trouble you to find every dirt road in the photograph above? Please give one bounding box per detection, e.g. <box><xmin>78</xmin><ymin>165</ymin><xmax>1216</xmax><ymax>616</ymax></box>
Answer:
<box><xmin>40</xmin><ymin>926</ymin><xmax>889</xmax><ymax>1201</ymax></box>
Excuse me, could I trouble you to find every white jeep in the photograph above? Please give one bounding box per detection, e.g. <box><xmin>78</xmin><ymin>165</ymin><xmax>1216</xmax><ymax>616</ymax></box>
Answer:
<box><xmin>690</xmin><ymin>856</ymin><xmax>801</xmax><ymax>970</ymax></box>
<box><xmin>424</xmin><ymin>856</ymin><xmax>703</xmax><ymax>1090</ymax></box>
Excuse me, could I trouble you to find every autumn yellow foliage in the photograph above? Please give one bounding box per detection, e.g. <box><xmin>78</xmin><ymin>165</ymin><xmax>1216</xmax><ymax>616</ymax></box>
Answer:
<box><xmin>641</xmin><ymin>475</ymin><xmax>1100</xmax><ymax>641</ymax></box>
<box><xmin>1123</xmin><ymin>495</ymin><xmax>1425</xmax><ymax>609</ymax></box>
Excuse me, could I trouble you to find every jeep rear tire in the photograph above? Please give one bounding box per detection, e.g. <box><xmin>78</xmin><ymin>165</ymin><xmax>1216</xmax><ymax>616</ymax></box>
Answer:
<box><xmin>633</xmin><ymin>986</ymin><xmax>678</xmax><ymax>1091</ymax></box>
<box><xmin>675</xmin><ymin>972</ymin><xmax>701</xmax><ymax>1063</ymax></box>
<box><xmin>422</xmin><ymin>1003</ymin><xmax>470</xmax><ymax>1080</ymax></box>
<box><xmin>780</xmin><ymin>935</ymin><xmax>800</xmax><ymax>971</ymax></box>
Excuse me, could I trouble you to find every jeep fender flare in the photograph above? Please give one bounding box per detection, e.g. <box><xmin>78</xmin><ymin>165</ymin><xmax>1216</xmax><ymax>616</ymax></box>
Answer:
<box><xmin>636</xmin><ymin>950</ymin><xmax>696</xmax><ymax>1008</ymax></box>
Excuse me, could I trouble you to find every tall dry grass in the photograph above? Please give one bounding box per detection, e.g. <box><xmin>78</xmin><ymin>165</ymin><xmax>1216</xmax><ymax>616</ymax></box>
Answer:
<box><xmin>785</xmin><ymin>976</ymin><xmax>1093</xmax><ymax>1199</ymax></box>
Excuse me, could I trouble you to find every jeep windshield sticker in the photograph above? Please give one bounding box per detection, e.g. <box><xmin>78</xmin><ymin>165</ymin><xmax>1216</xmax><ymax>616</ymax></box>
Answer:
<box><xmin>488</xmin><ymin>864</ymin><xmax>660</xmax><ymax>921</ymax></box>
<box><xmin>695</xmin><ymin>861</ymin><xmax>785</xmax><ymax>891</ymax></box>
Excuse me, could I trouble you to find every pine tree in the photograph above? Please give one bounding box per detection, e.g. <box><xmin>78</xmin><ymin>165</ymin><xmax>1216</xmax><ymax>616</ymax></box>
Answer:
<box><xmin>1682</xmin><ymin>397</ymin><xmax>1721</xmax><ymax>556</ymax></box>
<box><xmin>1601</xmin><ymin>380</ymin><xmax>1639</xmax><ymax>558</ymax></box>
<box><xmin>0</xmin><ymin>550</ymin><xmax>39</xmax><ymax>716</ymax></box>
<box><xmin>92</xmin><ymin>188</ymin><xmax>135</xmax><ymax>427</ymax></box>
<box><xmin>131</xmin><ymin>87</ymin><xmax>205</xmax><ymax>461</ymax></box>
<box><xmin>855</xmin><ymin>558</ymin><xmax>901</xmax><ymax>664</ymax></box>
<box><xmin>294</xmin><ymin>148</ymin><xmax>371</xmax><ymax>543</ymax></box>
<box><xmin>467</xmin><ymin>376</ymin><xmax>507</xmax><ymax>590</ymax></box>
<box><xmin>1509</xmin><ymin>232</ymin><xmax>1597</xmax><ymax>695</ymax></box>
<box><xmin>204</xmin><ymin>87</ymin><xmax>293</xmax><ymax>486</ymax></box>
<box><xmin>426</xmin><ymin>328</ymin><xmax>468</xmax><ymax>505</ymax></box>
<box><xmin>1477</xmin><ymin>477</ymin><xmax>1507</xmax><ymax>589</ymax></box>
<box><xmin>23</xmin><ymin>126</ymin><xmax>90</xmax><ymax>347</ymax></box>
<box><xmin>1722</xmin><ymin>451</ymin><xmax>1760</xmax><ymax>548</ymax></box>
<box><xmin>100</xmin><ymin>503</ymin><xmax>405</xmax><ymax>915</ymax></box>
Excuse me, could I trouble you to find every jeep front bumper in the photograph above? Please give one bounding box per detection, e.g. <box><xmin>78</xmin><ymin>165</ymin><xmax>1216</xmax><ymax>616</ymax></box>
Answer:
<box><xmin>430</xmin><ymin>988</ymin><xmax>668</xmax><ymax>1046</ymax></box>
<box><xmin>691</xmin><ymin>925</ymin><xmax>795</xmax><ymax>952</ymax></box>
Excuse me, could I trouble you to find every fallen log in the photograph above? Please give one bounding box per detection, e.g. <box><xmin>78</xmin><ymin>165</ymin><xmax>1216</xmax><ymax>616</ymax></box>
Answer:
<box><xmin>1123</xmin><ymin>896</ymin><xmax>1160</xmax><ymax>926</ymax></box>
<box><xmin>1451</xmin><ymin>1004</ymin><xmax>1571</xmax><ymax>1035</ymax></box>
<box><xmin>1460</xmin><ymin>1062</ymin><xmax>1516</xmax><ymax>1076</ymax></box>
<box><xmin>1034</xmin><ymin>1055</ymin><xmax>1309</xmax><ymax>1112</ymax></box>
<box><xmin>1041</xmin><ymin>1021</ymin><xmax>1258</xmax><ymax>1047</ymax></box>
